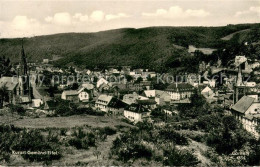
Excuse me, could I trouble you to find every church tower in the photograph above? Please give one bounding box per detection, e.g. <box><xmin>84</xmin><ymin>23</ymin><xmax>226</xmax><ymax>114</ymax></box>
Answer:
<box><xmin>17</xmin><ymin>40</ymin><xmax>32</xmax><ymax>101</ymax></box>
<box><xmin>233</xmin><ymin>56</ymin><xmax>247</xmax><ymax>104</ymax></box>
<box><xmin>20</xmin><ymin>42</ymin><xmax>28</xmax><ymax>75</ymax></box>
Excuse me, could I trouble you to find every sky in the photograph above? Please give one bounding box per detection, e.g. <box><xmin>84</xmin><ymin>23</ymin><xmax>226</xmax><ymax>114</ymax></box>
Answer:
<box><xmin>0</xmin><ymin>0</ymin><xmax>259</xmax><ymax>38</ymax></box>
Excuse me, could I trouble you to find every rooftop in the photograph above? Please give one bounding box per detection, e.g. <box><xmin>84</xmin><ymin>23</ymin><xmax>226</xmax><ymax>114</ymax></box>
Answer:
<box><xmin>96</xmin><ymin>94</ymin><xmax>113</xmax><ymax>103</ymax></box>
<box><xmin>63</xmin><ymin>90</ymin><xmax>78</xmax><ymax>96</ymax></box>
<box><xmin>231</xmin><ymin>96</ymin><xmax>255</xmax><ymax>114</ymax></box>
<box><xmin>125</xmin><ymin>104</ymin><xmax>149</xmax><ymax>113</ymax></box>
<box><xmin>166</xmin><ymin>83</ymin><xmax>194</xmax><ymax>92</ymax></box>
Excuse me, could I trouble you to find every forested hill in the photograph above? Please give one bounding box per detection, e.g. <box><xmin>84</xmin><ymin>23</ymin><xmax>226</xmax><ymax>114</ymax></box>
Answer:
<box><xmin>0</xmin><ymin>23</ymin><xmax>260</xmax><ymax>72</ymax></box>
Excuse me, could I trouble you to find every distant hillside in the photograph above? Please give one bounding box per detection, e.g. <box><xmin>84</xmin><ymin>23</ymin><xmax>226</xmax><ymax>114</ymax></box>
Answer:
<box><xmin>221</xmin><ymin>29</ymin><xmax>251</xmax><ymax>40</ymax></box>
<box><xmin>0</xmin><ymin>23</ymin><xmax>259</xmax><ymax>71</ymax></box>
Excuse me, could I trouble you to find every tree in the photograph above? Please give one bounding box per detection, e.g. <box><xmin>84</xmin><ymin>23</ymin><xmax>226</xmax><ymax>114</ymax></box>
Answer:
<box><xmin>48</xmin><ymin>85</ymin><xmax>58</xmax><ymax>97</ymax></box>
<box><xmin>71</xmin><ymin>83</ymin><xmax>79</xmax><ymax>90</ymax></box>
<box><xmin>178</xmin><ymin>89</ymin><xmax>208</xmax><ymax>118</ymax></box>
<box><xmin>0</xmin><ymin>56</ymin><xmax>12</xmax><ymax>77</ymax></box>
<box><xmin>135</xmin><ymin>77</ymin><xmax>143</xmax><ymax>84</ymax></box>
<box><xmin>0</xmin><ymin>85</ymin><xmax>9</xmax><ymax>108</ymax></box>
<box><xmin>255</xmin><ymin>121</ymin><xmax>260</xmax><ymax>134</ymax></box>
<box><xmin>190</xmin><ymin>89</ymin><xmax>206</xmax><ymax>108</ymax></box>
<box><xmin>245</xmin><ymin>139</ymin><xmax>260</xmax><ymax>165</ymax></box>
<box><xmin>206</xmin><ymin>115</ymin><xmax>252</xmax><ymax>155</ymax></box>
<box><xmin>163</xmin><ymin>148</ymin><xmax>199</xmax><ymax>166</ymax></box>
<box><xmin>125</xmin><ymin>75</ymin><xmax>133</xmax><ymax>82</ymax></box>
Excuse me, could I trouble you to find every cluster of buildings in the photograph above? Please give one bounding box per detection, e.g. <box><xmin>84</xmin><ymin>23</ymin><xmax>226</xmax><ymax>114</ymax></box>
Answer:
<box><xmin>1</xmin><ymin>44</ymin><xmax>260</xmax><ymax>138</ymax></box>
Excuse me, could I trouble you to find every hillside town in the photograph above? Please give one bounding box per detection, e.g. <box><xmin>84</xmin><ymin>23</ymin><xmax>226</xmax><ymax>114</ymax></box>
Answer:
<box><xmin>1</xmin><ymin>36</ymin><xmax>260</xmax><ymax>165</ymax></box>
<box><xmin>1</xmin><ymin>43</ymin><xmax>260</xmax><ymax>137</ymax></box>
<box><xmin>1</xmin><ymin>0</ymin><xmax>260</xmax><ymax>164</ymax></box>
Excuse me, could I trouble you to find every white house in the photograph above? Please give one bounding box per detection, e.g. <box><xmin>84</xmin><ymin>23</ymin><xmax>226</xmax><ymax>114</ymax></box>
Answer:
<box><xmin>86</xmin><ymin>69</ymin><xmax>92</xmax><ymax>75</ymax></box>
<box><xmin>95</xmin><ymin>94</ymin><xmax>113</xmax><ymax>112</ymax></box>
<box><xmin>43</xmin><ymin>59</ymin><xmax>49</xmax><ymax>64</ymax></box>
<box><xmin>78</xmin><ymin>91</ymin><xmax>89</xmax><ymax>102</ymax></box>
<box><xmin>97</xmin><ymin>78</ymin><xmax>109</xmax><ymax>88</ymax></box>
<box><xmin>31</xmin><ymin>99</ymin><xmax>43</xmax><ymax>108</ymax></box>
<box><xmin>78</xmin><ymin>83</ymin><xmax>94</xmax><ymax>102</ymax></box>
<box><xmin>61</xmin><ymin>83</ymin><xmax>94</xmax><ymax>102</ymax></box>
<box><xmin>143</xmin><ymin>90</ymin><xmax>171</xmax><ymax>106</ymax></box>
<box><xmin>123</xmin><ymin>92</ymin><xmax>149</xmax><ymax>105</ymax></box>
<box><xmin>166</xmin><ymin>83</ymin><xmax>194</xmax><ymax>100</ymax></box>
<box><xmin>124</xmin><ymin>104</ymin><xmax>150</xmax><ymax>123</ymax></box>
<box><xmin>61</xmin><ymin>90</ymin><xmax>78</xmax><ymax>102</ymax></box>
<box><xmin>201</xmin><ymin>86</ymin><xmax>214</xmax><ymax>97</ymax></box>
<box><xmin>95</xmin><ymin>94</ymin><xmax>126</xmax><ymax>114</ymax></box>
<box><xmin>245</xmin><ymin>82</ymin><xmax>256</xmax><ymax>87</ymax></box>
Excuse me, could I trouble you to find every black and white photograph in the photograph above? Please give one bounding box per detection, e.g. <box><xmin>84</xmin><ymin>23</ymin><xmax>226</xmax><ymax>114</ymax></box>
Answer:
<box><xmin>0</xmin><ymin>0</ymin><xmax>260</xmax><ymax>166</ymax></box>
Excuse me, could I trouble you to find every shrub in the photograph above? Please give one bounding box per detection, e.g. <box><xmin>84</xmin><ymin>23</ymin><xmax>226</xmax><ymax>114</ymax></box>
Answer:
<box><xmin>98</xmin><ymin>126</ymin><xmax>117</xmax><ymax>136</ymax></box>
<box><xmin>159</xmin><ymin>129</ymin><xmax>189</xmax><ymax>145</ymax></box>
<box><xmin>9</xmin><ymin>104</ymin><xmax>26</xmax><ymax>115</ymax></box>
<box><xmin>163</xmin><ymin>148</ymin><xmax>199</xmax><ymax>166</ymax></box>
<box><xmin>75</xmin><ymin>107</ymin><xmax>105</xmax><ymax>116</ymax></box>
<box><xmin>111</xmin><ymin>140</ymin><xmax>153</xmax><ymax>162</ymax></box>
<box><xmin>68</xmin><ymin>129</ymin><xmax>96</xmax><ymax>149</ymax></box>
<box><xmin>12</xmin><ymin>129</ymin><xmax>62</xmax><ymax>162</ymax></box>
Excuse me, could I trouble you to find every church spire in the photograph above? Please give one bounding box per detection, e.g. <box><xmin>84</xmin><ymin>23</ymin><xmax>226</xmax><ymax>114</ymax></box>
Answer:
<box><xmin>21</xmin><ymin>39</ymin><xmax>28</xmax><ymax>75</ymax></box>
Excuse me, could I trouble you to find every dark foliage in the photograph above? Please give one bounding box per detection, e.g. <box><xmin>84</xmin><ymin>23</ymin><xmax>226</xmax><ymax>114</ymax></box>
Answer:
<box><xmin>205</xmin><ymin>115</ymin><xmax>252</xmax><ymax>155</ymax></box>
<box><xmin>1</xmin><ymin>24</ymin><xmax>259</xmax><ymax>72</ymax></box>
<box><xmin>245</xmin><ymin>139</ymin><xmax>260</xmax><ymax>165</ymax></box>
<box><xmin>9</xmin><ymin>104</ymin><xmax>26</xmax><ymax>115</ymax></box>
<box><xmin>0</xmin><ymin>125</ymin><xmax>62</xmax><ymax>163</ymax></box>
<box><xmin>163</xmin><ymin>148</ymin><xmax>199</xmax><ymax>166</ymax></box>
<box><xmin>68</xmin><ymin>128</ymin><xmax>96</xmax><ymax>149</ymax></box>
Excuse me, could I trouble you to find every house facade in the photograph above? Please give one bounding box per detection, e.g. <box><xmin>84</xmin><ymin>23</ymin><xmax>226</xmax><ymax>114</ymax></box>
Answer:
<box><xmin>231</xmin><ymin>96</ymin><xmax>260</xmax><ymax>137</ymax></box>
<box><xmin>97</xmin><ymin>78</ymin><xmax>109</xmax><ymax>88</ymax></box>
<box><xmin>143</xmin><ymin>90</ymin><xmax>171</xmax><ymax>106</ymax></box>
<box><xmin>166</xmin><ymin>83</ymin><xmax>194</xmax><ymax>100</ymax></box>
<box><xmin>95</xmin><ymin>94</ymin><xmax>126</xmax><ymax>114</ymax></box>
<box><xmin>124</xmin><ymin>104</ymin><xmax>150</xmax><ymax>123</ymax></box>
<box><xmin>61</xmin><ymin>83</ymin><xmax>94</xmax><ymax>102</ymax></box>
<box><xmin>61</xmin><ymin>90</ymin><xmax>79</xmax><ymax>102</ymax></box>
<box><xmin>122</xmin><ymin>92</ymin><xmax>149</xmax><ymax>105</ymax></box>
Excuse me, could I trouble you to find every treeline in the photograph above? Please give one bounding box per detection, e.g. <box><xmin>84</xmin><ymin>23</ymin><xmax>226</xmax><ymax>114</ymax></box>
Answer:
<box><xmin>1</xmin><ymin>23</ymin><xmax>259</xmax><ymax>72</ymax></box>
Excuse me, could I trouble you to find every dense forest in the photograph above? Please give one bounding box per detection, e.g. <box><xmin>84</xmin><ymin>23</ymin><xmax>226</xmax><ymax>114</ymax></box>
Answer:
<box><xmin>0</xmin><ymin>23</ymin><xmax>259</xmax><ymax>72</ymax></box>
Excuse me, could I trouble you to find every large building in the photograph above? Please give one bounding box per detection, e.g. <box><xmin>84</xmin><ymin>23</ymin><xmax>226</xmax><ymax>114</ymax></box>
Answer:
<box><xmin>95</xmin><ymin>94</ymin><xmax>126</xmax><ymax>114</ymax></box>
<box><xmin>231</xmin><ymin>96</ymin><xmax>260</xmax><ymax>137</ymax></box>
<box><xmin>165</xmin><ymin>83</ymin><xmax>194</xmax><ymax>100</ymax></box>
<box><xmin>0</xmin><ymin>43</ymin><xmax>32</xmax><ymax>106</ymax></box>
<box><xmin>143</xmin><ymin>90</ymin><xmax>171</xmax><ymax>106</ymax></box>
<box><xmin>124</xmin><ymin>103</ymin><xmax>150</xmax><ymax>123</ymax></box>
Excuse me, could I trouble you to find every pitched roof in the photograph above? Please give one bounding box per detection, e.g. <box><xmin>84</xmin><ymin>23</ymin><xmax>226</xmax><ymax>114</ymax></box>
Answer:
<box><xmin>144</xmin><ymin>90</ymin><xmax>170</xmax><ymax>99</ymax></box>
<box><xmin>136</xmin><ymin>99</ymin><xmax>156</xmax><ymax>105</ymax></box>
<box><xmin>63</xmin><ymin>90</ymin><xmax>78</xmax><ymax>96</ymax></box>
<box><xmin>97</xmin><ymin>94</ymin><xmax>113</xmax><ymax>103</ymax></box>
<box><xmin>108</xmin><ymin>98</ymin><xmax>127</xmax><ymax>108</ymax></box>
<box><xmin>231</xmin><ymin>96</ymin><xmax>255</xmax><ymax>114</ymax></box>
<box><xmin>166</xmin><ymin>83</ymin><xmax>194</xmax><ymax>92</ymax></box>
<box><xmin>78</xmin><ymin>83</ymin><xmax>94</xmax><ymax>93</ymax></box>
<box><xmin>201</xmin><ymin>86</ymin><xmax>212</xmax><ymax>93</ymax></box>
<box><xmin>125</xmin><ymin>103</ymin><xmax>149</xmax><ymax>113</ymax></box>
<box><xmin>79</xmin><ymin>83</ymin><xmax>94</xmax><ymax>90</ymax></box>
